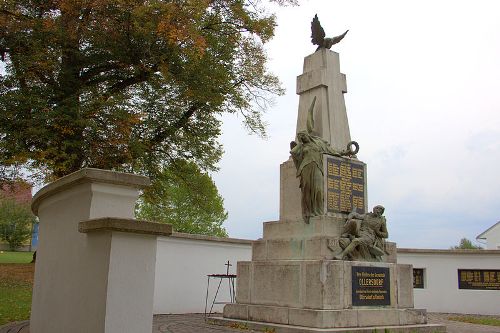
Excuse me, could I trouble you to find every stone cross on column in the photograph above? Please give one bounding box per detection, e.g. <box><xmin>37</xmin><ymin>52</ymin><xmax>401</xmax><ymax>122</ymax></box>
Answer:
<box><xmin>295</xmin><ymin>49</ymin><xmax>351</xmax><ymax>152</ymax></box>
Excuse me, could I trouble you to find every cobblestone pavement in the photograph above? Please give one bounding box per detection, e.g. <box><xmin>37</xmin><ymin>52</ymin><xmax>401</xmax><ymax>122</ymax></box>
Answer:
<box><xmin>3</xmin><ymin>313</ymin><xmax>500</xmax><ymax>333</ymax></box>
<box><xmin>157</xmin><ymin>313</ymin><xmax>500</xmax><ymax>333</ymax></box>
<box><xmin>154</xmin><ymin>314</ymin><xmax>260</xmax><ymax>333</ymax></box>
<box><xmin>0</xmin><ymin>320</ymin><xmax>29</xmax><ymax>333</ymax></box>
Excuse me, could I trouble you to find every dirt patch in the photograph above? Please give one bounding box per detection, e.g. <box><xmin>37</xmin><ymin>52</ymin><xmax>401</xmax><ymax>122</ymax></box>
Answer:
<box><xmin>0</xmin><ymin>264</ymin><xmax>35</xmax><ymax>284</ymax></box>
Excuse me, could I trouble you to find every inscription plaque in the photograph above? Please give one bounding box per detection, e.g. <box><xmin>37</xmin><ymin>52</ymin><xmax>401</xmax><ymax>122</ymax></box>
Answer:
<box><xmin>458</xmin><ymin>269</ymin><xmax>500</xmax><ymax>290</ymax></box>
<box><xmin>325</xmin><ymin>156</ymin><xmax>366</xmax><ymax>214</ymax></box>
<box><xmin>352</xmin><ymin>266</ymin><xmax>390</xmax><ymax>306</ymax></box>
<box><xmin>413</xmin><ymin>268</ymin><xmax>425</xmax><ymax>289</ymax></box>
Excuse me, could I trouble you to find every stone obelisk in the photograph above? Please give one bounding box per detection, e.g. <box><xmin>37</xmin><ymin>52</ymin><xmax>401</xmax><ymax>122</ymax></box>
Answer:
<box><xmin>281</xmin><ymin>49</ymin><xmax>352</xmax><ymax>222</ymax></box>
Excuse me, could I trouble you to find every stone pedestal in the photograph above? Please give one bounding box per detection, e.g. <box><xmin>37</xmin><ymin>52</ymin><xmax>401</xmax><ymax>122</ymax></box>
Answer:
<box><xmin>220</xmin><ymin>255</ymin><xmax>443</xmax><ymax>332</ymax></box>
<box><xmin>232</xmin><ymin>260</ymin><xmax>414</xmax><ymax>310</ymax></box>
<box><xmin>220</xmin><ymin>216</ymin><xmax>443</xmax><ymax>331</ymax></box>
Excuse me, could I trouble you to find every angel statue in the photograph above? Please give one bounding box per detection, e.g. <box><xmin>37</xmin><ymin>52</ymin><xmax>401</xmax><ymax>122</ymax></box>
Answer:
<box><xmin>311</xmin><ymin>14</ymin><xmax>348</xmax><ymax>51</ymax></box>
<box><xmin>290</xmin><ymin>97</ymin><xmax>356</xmax><ymax>224</ymax></box>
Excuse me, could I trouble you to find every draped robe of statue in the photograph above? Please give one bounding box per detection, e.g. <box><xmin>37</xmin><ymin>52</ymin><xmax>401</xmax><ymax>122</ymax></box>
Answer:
<box><xmin>290</xmin><ymin>97</ymin><xmax>344</xmax><ymax>223</ymax></box>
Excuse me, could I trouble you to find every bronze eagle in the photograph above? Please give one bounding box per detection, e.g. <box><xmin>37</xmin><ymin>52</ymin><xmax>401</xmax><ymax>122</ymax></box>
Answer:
<box><xmin>311</xmin><ymin>14</ymin><xmax>348</xmax><ymax>51</ymax></box>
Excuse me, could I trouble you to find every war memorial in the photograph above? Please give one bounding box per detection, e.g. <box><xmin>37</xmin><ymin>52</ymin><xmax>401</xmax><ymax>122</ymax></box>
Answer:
<box><xmin>5</xmin><ymin>6</ymin><xmax>500</xmax><ymax>332</ymax></box>
<box><xmin>214</xmin><ymin>16</ymin><xmax>446</xmax><ymax>332</ymax></box>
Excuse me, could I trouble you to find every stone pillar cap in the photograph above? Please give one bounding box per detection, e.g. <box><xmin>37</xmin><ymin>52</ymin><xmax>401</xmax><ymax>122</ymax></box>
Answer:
<box><xmin>79</xmin><ymin>217</ymin><xmax>172</xmax><ymax>237</ymax></box>
<box><xmin>32</xmin><ymin>168</ymin><xmax>151</xmax><ymax>215</ymax></box>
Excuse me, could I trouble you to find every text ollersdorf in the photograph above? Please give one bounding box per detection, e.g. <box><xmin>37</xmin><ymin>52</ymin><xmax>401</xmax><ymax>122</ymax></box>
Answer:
<box><xmin>352</xmin><ymin>266</ymin><xmax>391</xmax><ymax>306</ymax></box>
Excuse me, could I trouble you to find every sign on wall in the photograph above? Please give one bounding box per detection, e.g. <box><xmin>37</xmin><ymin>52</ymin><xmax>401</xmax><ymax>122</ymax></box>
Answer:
<box><xmin>325</xmin><ymin>156</ymin><xmax>366</xmax><ymax>214</ymax></box>
<box><xmin>352</xmin><ymin>266</ymin><xmax>391</xmax><ymax>306</ymax></box>
<box><xmin>413</xmin><ymin>268</ymin><xmax>424</xmax><ymax>289</ymax></box>
<box><xmin>458</xmin><ymin>269</ymin><xmax>500</xmax><ymax>290</ymax></box>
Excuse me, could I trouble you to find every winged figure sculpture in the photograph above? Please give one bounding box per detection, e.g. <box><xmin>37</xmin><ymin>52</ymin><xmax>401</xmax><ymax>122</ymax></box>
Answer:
<box><xmin>311</xmin><ymin>14</ymin><xmax>348</xmax><ymax>51</ymax></box>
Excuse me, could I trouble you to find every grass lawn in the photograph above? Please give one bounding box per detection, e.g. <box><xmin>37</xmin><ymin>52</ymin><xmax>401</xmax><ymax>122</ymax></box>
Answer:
<box><xmin>0</xmin><ymin>251</ymin><xmax>34</xmax><ymax>264</ymax></box>
<box><xmin>448</xmin><ymin>315</ymin><xmax>500</xmax><ymax>326</ymax></box>
<box><xmin>0</xmin><ymin>263</ymin><xmax>34</xmax><ymax>326</ymax></box>
<box><xmin>0</xmin><ymin>278</ymin><xmax>32</xmax><ymax>325</ymax></box>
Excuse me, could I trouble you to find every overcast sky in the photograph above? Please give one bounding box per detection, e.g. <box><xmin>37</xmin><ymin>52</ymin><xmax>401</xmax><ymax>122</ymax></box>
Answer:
<box><xmin>212</xmin><ymin>0</ymin><xmax>500</xmax><ymax>249</ymax></box>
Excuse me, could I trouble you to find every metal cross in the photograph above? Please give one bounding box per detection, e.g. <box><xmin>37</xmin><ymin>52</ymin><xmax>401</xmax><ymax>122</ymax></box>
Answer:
<box><xmin>225</xmin><ymin>260</ymin><xmax>232</xmax><ymax>275</ymax></box>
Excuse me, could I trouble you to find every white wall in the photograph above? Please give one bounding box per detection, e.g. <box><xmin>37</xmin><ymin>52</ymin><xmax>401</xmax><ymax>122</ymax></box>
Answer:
<box><xmin>398</xmin><ymin>250</ymin><xmax>500</xmax><ymax>315</ymax></box>
<box><xmin>153</xmin><ymin>235</ymin><xmax>500</xmax><ymax>315</ymax></box>
<box><xmin>153</xmin><ymin>234</ymin><xmax>252</xmax><ymax>314</ymax></box>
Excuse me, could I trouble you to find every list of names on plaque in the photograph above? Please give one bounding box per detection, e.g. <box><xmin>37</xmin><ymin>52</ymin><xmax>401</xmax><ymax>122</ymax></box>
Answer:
<box><xmin>326</xmin><ymin>156</ymin><xmax>365</xmax><ymax>214</ymax></box>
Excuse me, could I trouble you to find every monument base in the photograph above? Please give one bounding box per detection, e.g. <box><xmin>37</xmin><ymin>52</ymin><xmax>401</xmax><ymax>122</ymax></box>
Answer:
<box><xmin>210</xmin><ymin>316</ymin><xmax>446</xmax><ymax>333</ymax></box>
<box><xmin>234</xmin><ymin>260</ymin><xmax>414</xmax><ymax>310</ymax></box>
<box><xmin>224</xmin><ymin>259</ymin><xmax>438</xmax><ymax>331</ymax></box>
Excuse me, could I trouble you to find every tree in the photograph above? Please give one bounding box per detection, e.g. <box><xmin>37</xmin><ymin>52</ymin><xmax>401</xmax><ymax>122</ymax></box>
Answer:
<box><xmin>0</xmin><ymin>0</ymin><xmax>295</xmax><ymax>183</ymax></box>
<box><xmin>451</xmin><ymin>238</ymin><xmax>483</xmax><ymax>250</ymax></box>
<box><xmin>0</xmin><ymin>196</ymin><xmax>36</xmax><ymax>251</ymax></box>
<box><xmin>136</xmin><ymin>160</ymin><xmax>228</xmax><ymax>237</ymax></box>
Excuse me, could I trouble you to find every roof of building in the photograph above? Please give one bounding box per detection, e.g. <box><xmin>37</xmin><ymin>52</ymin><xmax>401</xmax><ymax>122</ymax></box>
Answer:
<box><xmin>476</xmin><ymin>221</ymin><xmax>500</xmax><ymax>240</ymax></box>
<box><xmin>0</xmin><ymin>181</ymin><xmax>32</xmax><ymax>204</ymax></box>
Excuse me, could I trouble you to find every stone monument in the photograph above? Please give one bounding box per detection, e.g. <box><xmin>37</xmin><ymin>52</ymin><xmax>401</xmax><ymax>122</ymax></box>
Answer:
<box><xmin>215</xmin><ymin>15</ymin><xmax>445</xmax><ymax>333</ymax></box>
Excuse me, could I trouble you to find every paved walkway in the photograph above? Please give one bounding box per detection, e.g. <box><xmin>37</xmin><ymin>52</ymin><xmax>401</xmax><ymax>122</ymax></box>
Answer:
<box><xmin>427</xmin><ymin>313</ymin><xmax>500</xmax><ymax>333</ymax></box>
<box><xmin>2</xmin><ymin>313</ymin><xmax>500</xmax><ymax>333</ymax></box>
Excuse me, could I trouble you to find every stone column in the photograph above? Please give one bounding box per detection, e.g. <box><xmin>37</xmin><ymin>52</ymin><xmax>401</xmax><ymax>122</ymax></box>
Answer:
<box><xmin>30</xmin><ymin>168</ymin><xmax>172</xmax><ymax>333</ymax></box>
<box><xmin>281</xmin><ymin>49</ymin><xmax>352</xmax><ymax>222</ymax></box>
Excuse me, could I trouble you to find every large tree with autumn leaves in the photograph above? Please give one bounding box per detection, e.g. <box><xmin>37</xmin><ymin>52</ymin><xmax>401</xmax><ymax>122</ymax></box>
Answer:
<box><xmin>0</xmin><ymin>0</ymin><xmax>295</xmax><ymax>182</ymax></box>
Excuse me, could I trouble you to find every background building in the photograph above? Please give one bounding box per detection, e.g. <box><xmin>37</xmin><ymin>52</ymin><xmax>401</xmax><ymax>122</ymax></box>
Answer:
<box><xmin>477</xmin><ymin>222</ymin><xmax>500</xmax><ymax>250</ymax></box>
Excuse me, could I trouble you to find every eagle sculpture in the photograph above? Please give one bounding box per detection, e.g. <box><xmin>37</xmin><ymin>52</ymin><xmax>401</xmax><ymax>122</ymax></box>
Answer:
<box><xmin>311</xmin><ymin>14</ymin><xmax>348</xmax><ymax>51</ymax></box>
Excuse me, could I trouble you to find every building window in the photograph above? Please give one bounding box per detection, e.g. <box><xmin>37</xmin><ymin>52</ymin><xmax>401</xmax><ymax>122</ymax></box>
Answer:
<box><xmin>413</xmin><ymin>268</ymin><xmax>425</xmax><ymax>289</ymax></box>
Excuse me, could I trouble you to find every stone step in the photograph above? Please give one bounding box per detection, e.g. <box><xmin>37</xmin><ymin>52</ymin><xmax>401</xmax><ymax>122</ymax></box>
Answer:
<box><xmin>212</xmin><ymin>316</ymin><xmax>446</xmax><ymax>333</ymax></box>
<box><xmin>222</xmin><ymin>304</ymin><xmax>430</xmax><ymax>329</ymax></box>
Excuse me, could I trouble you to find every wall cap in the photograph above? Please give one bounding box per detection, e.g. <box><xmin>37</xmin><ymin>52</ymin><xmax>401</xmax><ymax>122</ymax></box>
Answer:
<box><xmin>79</xmin><ymin>217</ymin><xmax>172</xmax><ymax>237</ymax></box>
<box><xmin>397</xmin><ymin>248</ymin><xmax>500</xmax><ymax>255</ymax></box>
<box><xmin>32</xmin><ymin>168</ymin><xmax>150</xmax><ymax>215</ymax></box>
<box><xmin>167</xmin><ymin>232</ymin><xmax>253</xmax><ymax>245</ymax></box>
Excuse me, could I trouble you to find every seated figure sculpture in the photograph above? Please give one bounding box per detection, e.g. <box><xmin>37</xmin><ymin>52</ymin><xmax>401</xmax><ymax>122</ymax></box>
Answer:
<box><xmin>334</xmin><ymin>205</ymin><xmax>389</xmax><ymax>261</ymax></box>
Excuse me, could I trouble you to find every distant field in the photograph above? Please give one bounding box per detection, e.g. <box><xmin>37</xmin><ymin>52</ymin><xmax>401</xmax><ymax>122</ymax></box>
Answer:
<box><xmin>0</xmin><ymin>251</ymin><xmax>34</xmax><ymax>264</ymax></box>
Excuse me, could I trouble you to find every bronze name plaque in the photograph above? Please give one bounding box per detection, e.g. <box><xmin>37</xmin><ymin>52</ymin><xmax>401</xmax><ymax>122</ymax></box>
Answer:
<box><xmin>325</xmin><ymin>156</ymin><xmax>366</xmax><ymax>214</ymax></box>
<box><xmin>458</xmin><ymin>269</ymin><xmax>500</xmax><ymax>290</ymax></box>
<box><xmin>352</xmin><ymin>266</ymin><xmax>391</xmax><ymax>306</ymax></box>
